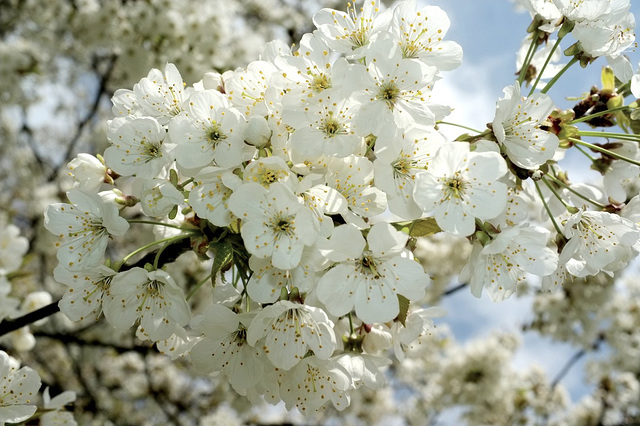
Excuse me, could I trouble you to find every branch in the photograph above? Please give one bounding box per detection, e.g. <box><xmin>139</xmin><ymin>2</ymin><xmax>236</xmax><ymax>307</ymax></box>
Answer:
<box><xmin>0</xmin><ymin>301</ymin><xmax>60</xmax><ymax>337</ymax></box>
<box><xmin>46</xmin><ymin>53</ymin><xmax>118</xmax><ymax>181</ymax></box>
<box><xmin>442</xmin><ymin>282</ymin><xmax>467</xmax><ymax>297</ymax></box>
<box><xmin>33</xmin><ymin>331</ymin><xmax>153</xmax><ymax>355</ymax></box>
<box><xmin>551</xmin><ymin>335</ymin><xmax>604</xmax><ymax>390</ymax></box>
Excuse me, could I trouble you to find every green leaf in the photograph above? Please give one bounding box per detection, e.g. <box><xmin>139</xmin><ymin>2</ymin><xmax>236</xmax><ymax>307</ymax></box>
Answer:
<box><xmin>396</xmin><ymin>295</ymin><xmax>410</xmax><ymax>327</ymax></box>
<box><xmin>210</xmin><ymin>241</ymin><xmax>233</xmax><ymax>285</ymax></box>
<box><xmin>408</xmin><ymin>217</ymin><xmax>441</xmax><ymax>237</ymax></box>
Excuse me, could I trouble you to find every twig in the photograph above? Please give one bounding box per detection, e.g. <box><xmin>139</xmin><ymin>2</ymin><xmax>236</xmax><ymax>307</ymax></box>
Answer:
<box><xmin>0</xmin><ymin>301</ymin><xmax>60</xmax><ymax>337</ymax></box>
<box><xmin>443</xmin><ymin>282</ymin><xmax>467</xmax><ymax>297</ymax></box>
<box><xmin>551</xmin><ymin>335</ymin><xmax>603</xmax><ymax>390</ymax></box>
<box><xmin>33</xmin><ymin>331</ymin><xmax>153</xmax><ymax>355</ymax></box>
<box><xmin>46</xmin><ymin>53</ymin><xmax>118</xmax><ymax>181</ymax></box>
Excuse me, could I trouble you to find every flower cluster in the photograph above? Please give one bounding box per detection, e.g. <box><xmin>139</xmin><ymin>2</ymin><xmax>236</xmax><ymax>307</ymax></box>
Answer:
<box><xmin>39</xmin><ymin>0</ymin><xmax>640</xmax><ymax>415</ymax></box>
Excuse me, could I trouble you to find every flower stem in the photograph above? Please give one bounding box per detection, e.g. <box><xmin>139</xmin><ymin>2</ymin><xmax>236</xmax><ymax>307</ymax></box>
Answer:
<box><xmin>127</xmin><ymin>219</ymin><xmax>189</xmax><ymax>230</ymax></box>
<box><xmin>544</xmin><ymin>174</ymin><xmax>607</xmax><ymax>209</ymax></box>
<box><xmin>518</xmin><ymin>34</ymin><xmax>539</xmax><ymax>86</ymax></box>
<box><xmin>436</xmin><ymin>121</ymin><xmax>483</xmax><ymax>134</ymax></box>
<box><xmin>534</xmin><ymin>179</ymin><xmax>565</xmax><ymax>237</ymax></box>
<box><xmin>568</xmin><ymin>105</ymin><xmax>630</xmax><ymax>125</ymax></box>
<box><xmin>118</xmin><ymin>234</ymin><xmax>193</xmax><ymax>270</ymax></box>
<box><xmin>541</xmin><ymin>56</ymin><xmax>578</xmax><ymax>94</ymax></box>
<box><xmin>528</xmin><ymin>35</ymin><xmax>563</xmax><ymax>96</ymax></box>
<box><xmin>569</xmin><ymin>137</ymin><xmax>640</xmax><ymax>167</ymax></box>
<box><xmin>573</xmin><ymin>144</ymin><xmax>596</xmax><ymax>162</ymax></box>
<box><xmin>577</xmin><ymin>131</ymin><xmax>640</xmax><ymax>143</ymax></box>
<box><xmin>186</xmin><ymin>273</ymin><xmax>213</xmax><ymax>301</ymax></box>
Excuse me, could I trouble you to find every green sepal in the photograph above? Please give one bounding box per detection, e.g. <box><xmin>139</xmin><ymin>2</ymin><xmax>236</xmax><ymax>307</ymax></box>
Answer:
<box><xmin>396</xmin><ymin>294</ymin><xmax>410</xmax><ymax>327</ymax></box>
<box><xmin>408</xmin><ymin>217</ymin><xmax>441</xmax><ymax>237</ymax></box>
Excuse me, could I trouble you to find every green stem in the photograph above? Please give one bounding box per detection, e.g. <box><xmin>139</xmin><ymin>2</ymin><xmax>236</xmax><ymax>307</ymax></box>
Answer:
<box><xmin>577</xmin><ymin>131</ymin><xmax>640</xmax><ymax>143</ymax></box>
<box><xmin>568</xmin><ymin>105</ymin><xmax>630</xmax><ymax>125</ymax></box>
<box><xmin>569</xmin><ymin>137</ymin><xmax>640</xmax><ymax>167</ymax></box>
<box><xmin>573</xmin><ymin>144</ymin><xmax>596</xmax><ymax>162</ymax></box>
<box><xmin>518</xmin><ymin>34</ymin><xmax>539</xmax><ymax>86</ymax></box>
<box><xmin>541</xmin><ymin>56</ymin><xmax>579</xmax><ymax>94</ymax></box>
<box><xmin>534</xmin><ymin>180</ymin><xmax>565</xmax><ymax>237</ymax></box>
<box><xmin>528</xmin><ymin>35</ymin><xmax>564</xmax><ymax>96</ymax></box>
<box><xmin>127</xmin><ymin>219</ymin><xmax>188</xmax><ymax>230</ymax></box>
<box><xmin>544</xmin><ymin>175</ymin><xmax>607</xmax><ymax>209</ymax></box>
<box><xmin>118</xmin><ymin>234</ymin><xmax>192</xmax><ymax>270</ymax></box>
<box><xmin>436</xmin><ymin>121</ymin><xmax>483</xmax><ymax>134</ymax></box>
<box><xmin>348</xmin><ymin>312</ymin><xmax>355</xmax><ymax>336</ymax></box>
<box><xmin>186</xmin><ymin>273</ymin><xmax>213</xmax><ymax>301</ymax></box>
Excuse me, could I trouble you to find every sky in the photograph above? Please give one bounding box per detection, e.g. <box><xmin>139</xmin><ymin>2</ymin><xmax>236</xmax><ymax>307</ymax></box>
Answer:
<box><xmin>415</xmin><ymin>0</ymin><xmax>640</xmax><ymax>418</ymax></box>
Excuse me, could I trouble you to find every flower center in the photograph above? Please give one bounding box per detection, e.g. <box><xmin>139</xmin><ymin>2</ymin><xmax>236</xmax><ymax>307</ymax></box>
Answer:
<box><xmin>442</xmin><ymin>174</ymin><xmax>466</xmax><ymax>200</ymax></box>
<box><xmin>310</xmin><ymin>73</ymin><xmax>331</xmax><ymax>93</ymax></box>
<box><xmin>206</xmin><ymin>123</ymin><xmax>226</xmax><ymax>145</ymax></box>
<box><xmin>321</xmin><ymin>113</ymin><xmax>344</xmax><ymax>136</ymax></box>
<box><xmin>378</xmin><ymin>82</ymin><xmax>400</xmax><ymax>107</ymax></box>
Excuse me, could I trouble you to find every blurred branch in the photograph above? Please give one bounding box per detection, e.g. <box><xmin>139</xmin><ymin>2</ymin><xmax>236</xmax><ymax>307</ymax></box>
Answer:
<box><xmin>34</xmin><ymin>331</ymin><xmax>153</xmax><ymax>355</ymax></box>
<box><xmin>551</xmin><ymin>334</ymin><xmax>604</xmax><ymax>390</ymax></box>
<box><xmin>46</xmin><ymin>53</ymin><xmax>118</xmax><ymax>181</ymax></box>
<box><xmin>442</xmin><ymin>282</ymin><xmax>467</xmax><ymax>297</ymax></box>
<box><xmin>20</xmin><ymin>107</ymin><xmax>48</xmax><ymax>171</ymax></box>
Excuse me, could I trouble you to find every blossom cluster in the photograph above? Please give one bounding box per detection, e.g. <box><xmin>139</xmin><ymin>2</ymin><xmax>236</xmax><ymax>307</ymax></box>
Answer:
<box><xmin>37</xmin><ymin>0</ymin><xmax>640</xmax><ymax>415</ymax></box>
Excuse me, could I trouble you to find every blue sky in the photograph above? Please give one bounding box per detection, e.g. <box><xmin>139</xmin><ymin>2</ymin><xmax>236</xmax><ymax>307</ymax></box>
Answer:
<box><xmin>415</xmin><ymin>0</ymin><xmax>640</xmax><ymax>414</ymax></box>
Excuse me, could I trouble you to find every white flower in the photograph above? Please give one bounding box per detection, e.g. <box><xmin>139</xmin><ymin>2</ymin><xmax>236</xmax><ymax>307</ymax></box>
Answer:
<box><xmin>188</xmin><ymin>167</ymin><xmax>241</xmax><ymax>227</ymax></box>
<box><xmin>169</xmin><ymin>90</ymin><xmax>247</xmax><ymax>170</ymax></box>
<box><xmin>67</xmin><ymin>153</ymin><xmax>107</xmax><ymax>192</ymax></box>
<box><xmin>316</xmin><ymin>223</ymin><xmax>429</xmax><ymax>324</ymax></box>
<box><xmin>460</xmin><ymin>224</ymin><xmax>559</xmax><ymax>301</ymax></box>
<box><xmin>277</xmin><ymin>356</ymin><xmax>351</xmax><ymax>413</ymax></box>
<box><xmin>54</xmin><ymin>264</ymin><xmax>117</xmax><ymax>322</ymax></box>
<box><xmin>44</xmin><ymin>189</ymin><xmax>129</xmax><ymax>270</ymax></box>
<box><xmin>247</xmin><ymin>250</ymin><xmax>319</xmax><ymax>304</ymax></box>
<box><xmin>562</xmin><ymin>210</ymin><xmax>640</xmax><ymax>277</ymax></box>
<box><xmin>103</xmin><ymin>268</ymin><xmax>191</xmax><ymax>342</ymax></box>
<box><xmin>225</xmin><ymin>60</ymin><xmax>277</xmax><ymax>117</ymax></box>
<box><xmin>283</xmin><ymin>91</ymin><xmax>363</xmax><ymax>159</ymax></box>
<box><xmin>413</xmin><ymin>142</ymin><xmax>508</xmax><ymax>237</ymax></box>
<box><xmin>111</xmin><ymin>88</ymin><xmax>141</xmax><ymax>118</ymax></box>
<box><xmin>133</xmin><ymin>63</ymin><xmax>186</xmax><ymax>124</ymax></box>
<box><xmin>602</xmin><ymin>141</ymin><xmax>640</xmax><ymax>203</ymax></box>
<box><xmin>517</xmin><ymin>0</ymin><xmax>562</xmax><ymax>33</ymax></box>
<box><xmin>104</xmin><ymin>117</ymin><xmax>171</xmax><ymax>179</ymax></box>
<box><xmin>373</xmin><ymin>125</ymin><xmax>445</xmax><ymax>220</ymax></box>
<box><xmin>313</xmin><ymin>0</ymin><xmax>390</xmax><ymax>59</ymax></box>
<box><xmin>228</xmin><ymin>182</ymin><xmax>317</xmax><ymax>270</ymax></box>
<box><xmin>190</xmin><ymin>305</ymin><xmax>264</xmax><ymax>394</ymax></box>
<box><xmin>273</xmin><ymin>33</ymin><xmax>340</xmax><ymax>106</ymax></box>
<box><xmin>0</xmin><ymin>224</ymin><xmax>28</xmax><ymax>276</ymax></box>
<box><xmin>41</xmin><ymin>387</ymin><xmax>77</xmax><ymax>426</ymax></box>
<box><xmin>350</xmin><ymin>37</ymin><xmax>438</xmax><ymax>135</ymax></box>
<box><xmin>0</xmin><ymin>350</ymin><xmax>41</xmax><ymax>424</ymax></box>
<box><xmin>247</xmin><ymin>300</ymin><xmax>336</xmax><ymax>370</ymax></box>
<box><xmin>139</xmin><ymin>179</ymin><xmax>183</xmax><ymax>217</ymax></box>
<box><xmin>492</xmin><ymin>83</ymin><xmax>559</xmax><ymax>169</ymax></box>
<box><xmin>297</xmin><ymin>182</ymin><xmax>348</xmax><ymax>237</ymax></box>
<box><xmin>390</xmin><ymin>1</ymin><xmax>463</xmax><ymax>71</ymax></box>
<box><xmin>334</xmin><ymin>352</ymin><xmax>390</xmax><ymax>389</ymax></box>
<box><xmin>326</xmin><ymin>156</ymin><xmax>388</xmax><ymax>226</ymax></box>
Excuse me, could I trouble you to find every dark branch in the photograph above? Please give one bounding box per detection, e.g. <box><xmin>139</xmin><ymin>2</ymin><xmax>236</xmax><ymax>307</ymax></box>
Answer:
<box><xmin>551</xmin><ymin>335</ymin><xmax>604</xmax><ymax>389</ymax></box>
<box><xmin>34</xmin><ymin>331</ymin><xmax>153</xmax><ymax>355</ymax></box>
<box><xmin>0</xmin><ymin>301</ymin><xmax>60</xmax><ymax>337</ymax></box>
<box><xmin>442</xmin><ymin>282</ymin><xmax>467</xmax><ymax>297</ymax></box>
<box><xmin>46</xmin><ymin>53</ymin><xmax>118</xmax><ymax>181</ymax></box>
